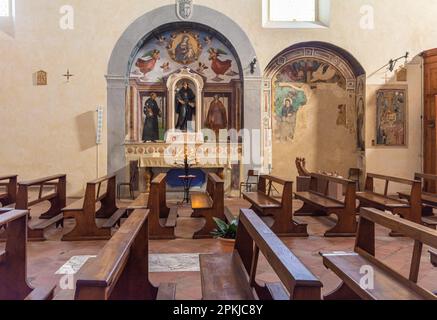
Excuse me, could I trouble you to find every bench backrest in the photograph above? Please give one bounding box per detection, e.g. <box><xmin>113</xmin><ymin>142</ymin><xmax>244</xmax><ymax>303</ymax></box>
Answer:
<box><xmin>15</xmin><ymin>174</ymin><xmax>66</xmax><ymax>210</ymax></box>
<box><xmin>414</xmin><ymin>173</ymin><xmax>437</xmax><ymax>192</ymax></box>
<box><xmin>74</xmin><ymin>209</ymin><xmax>158</xmax><ymax>300</ymax></box>
<box><xmin>0</xmin><ymin>210</ymin><xmax>34</xmax><ymax>300</ymax></box>
<box><xmin>258</xmin><ymin>175</ymin><xmax>292</xmax><ymax>209</ymax></box>
<box><xmin>234</xmin><ymin>209</ymin><xmax>322</xmax><ymax>300</ymax></box>
<box><xmin>84</xmin><ymin>174</ymin><xmax>117</xmax><ymax>217</ymax></box>
<box><xmin>0</xmin><ymin>175</ymin><xmax>17</xmax><ymax>206</ymax></box>
<box><xmin>355</xmin><ymin>207</ymin><xmax>437</xmax><ymax>299</ymax></box>
<box><xmin>309</xmin><ymin>173</ymin><xmax>356</xmax><ymax>207</ymax></box>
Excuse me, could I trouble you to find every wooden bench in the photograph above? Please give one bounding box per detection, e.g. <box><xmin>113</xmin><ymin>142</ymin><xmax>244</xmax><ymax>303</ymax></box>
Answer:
<box><xmin>357</xmin><ymin>173</ymin><xmax>422</xmax><ymax>225</ymax></box>
<box><xmin>0</xmin><ymin>175</ymin><xmax>17</xmax><ymax>207</ymax></box>
<box><xmin>191</xmin><ymin>173</ymin><xmax>226</xmax><ymax>239</ymax></box>
<box><xmin>243</xmin><ymin>175</ymin><xmax>308</xmax><ymax>237</ymax></box>
<box><xmin>147</xmin><ymin>173</ymin><xmax>177</xmax><ymax>240</ymax></box>
<box><xmin>295</xmin><ymin>173</ymin><xmax>357</xmax><ymax>237</ymax></box>
<box><xmin>62</xmin><ymin>174</ymin><xmax>127</xmax><ymax>241</ymax></box>
<box><xmin>10</xmin><ymin>175</ymin><xmax>66</xmax><ymax>241</ymax></box>
<box><xmin>55</xmin><ymin>209</ymin><xmax>176</xmax><ymax>300</ymax></box>
<box><xmin>0</xmin><ymin>210</ymin><xmax>54</xmax><ymax>300</ymax></box>
<box><xmin>321</xmin><ymin>207</ymin><xmax>437</xmax><ymax>300</ymax></box>
<box><xmin>200</xmin><ymin>208</ymin><xmax>322</xmax><ymax>300</ymax></box>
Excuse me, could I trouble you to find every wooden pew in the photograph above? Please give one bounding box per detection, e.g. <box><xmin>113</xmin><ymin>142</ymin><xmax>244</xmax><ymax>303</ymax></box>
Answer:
<box><xmin>62</xmin><ymin>174</ymin><xmax>127</xmax><ymax>241</ymax></box>
<box><xmin>0</xmin><ymin>175</ymin><xmax>17</xmax><ymax>207</ymax></box>
<box><xmin>321</xmin><ymin>207</ymin><xmax>437</xmax><ymax>300</ymax></box>
<box><xmin>147</xmin><ymin>173</ymin><xmax>177</xmax><ymax>240</ymax></box>
<box><xmin>243</xmin><ymin>175</ymin><xmax>308</xmax><ymax>237</ymax></box>
<box><xmin>356</xmin><ymin>173</ymin><xmax>422</xmax><ymax>225</ymax></box>
<box><xmin>399</xmin><ymin>173</ymin><xmax>437</xmax><ymax>228</ymax></box>
<box><xmin>0</xmin><ymin>210</ymin><xmax>54</xmax><ymax>300</ymax></box>
<box><xmin>55</xmin><ymin>209</ymin><xmax>176</xmax><ymax>300</ymax></box>
<box><xmin>12</xmin><ymin>175</ymin><xmax>66</xmax><ymax>241</ymax></box>
<box><xmin>295</xmin><ymin>173</ymin><xmax>357</xmax><ymax>237</ymax></box>
<box><xmin>199</xmin><ymin>208</ymin><xmax>322</xmax><ymax>300</ymax></box>
<box><xmin>191</xmin><ymin>173</ymin><xmax>225</xmax><ymax>239</ymax></box>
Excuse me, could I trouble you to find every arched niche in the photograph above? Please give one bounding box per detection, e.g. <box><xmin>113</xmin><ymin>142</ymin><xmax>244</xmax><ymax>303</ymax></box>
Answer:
<box><xmin>263</xmin><ymin>42</ymin><xmax>366</xmax><ymax>179</ymax></box>
<box><xmin>166</xmin><ymin>68</ymin><xmax>204</xmax><ymax>133</ymax></box>
<box><xmin>106</xmin><ymin>5</ymin><xmax>261</xmax><ymax>176</ymax></box>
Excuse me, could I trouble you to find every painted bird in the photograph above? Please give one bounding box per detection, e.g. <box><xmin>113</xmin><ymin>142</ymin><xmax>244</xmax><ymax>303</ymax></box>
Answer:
<box><xmin>196</xmin><ymin>62</ymin><xmax>208</xmax><ymax>74</ymax></box>
<box><xmin>208</xmin><ymin>48</ymin><xmax>238</xmax><ymax>82</ymax></box>
<box><xmin>135</xmin><ymin>49</ymin><xmax>160</xmax><ymax>80</ymax></box>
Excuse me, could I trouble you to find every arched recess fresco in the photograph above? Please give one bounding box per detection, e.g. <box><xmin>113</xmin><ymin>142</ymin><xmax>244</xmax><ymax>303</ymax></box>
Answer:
<box><xmin>263</xmin><ymin>42</ymin><xmax>366</xmax><ymax>180</ymax></box>
<box><xmin>106</xmin><ymin>5</ymin><xmax>261</xmax><ymax>177</ymax></box>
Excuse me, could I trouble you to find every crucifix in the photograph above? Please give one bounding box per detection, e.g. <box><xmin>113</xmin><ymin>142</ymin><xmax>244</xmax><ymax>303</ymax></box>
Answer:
<box><xmin>63</xmin><ymin>69</ymin><xmax>74</xmax><ymax>82</ymax></box>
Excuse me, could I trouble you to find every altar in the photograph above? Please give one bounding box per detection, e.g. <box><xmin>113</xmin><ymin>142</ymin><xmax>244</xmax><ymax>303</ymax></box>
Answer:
<box><xmin>123</xmin><ymin>30</ymin><xmax>245</xmax><ymax>196</ymax></box>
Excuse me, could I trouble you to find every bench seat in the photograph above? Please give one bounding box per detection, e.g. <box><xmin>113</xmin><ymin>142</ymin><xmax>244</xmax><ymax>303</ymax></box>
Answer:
<box><xmin>322</xmin><ymin>252</ymin><xmax>432</xmax><ymax>300</ymax></box>
<box><xmin>422</xmin><ymin>215</ymin><xmax>437</xmax><ymax>227</ymax></box>
<box><xmin>101</xmin><ymin>208</ymin><xmax>127</xmax><ymax>229</ymax></box>
<box><xmin>200</xmin><ymin>253</ymin><xmax>256</xmax><ymax>300</ymax></box>
<box><xmin>357</xmin><ymin>192</ymin><xmax>409</xmax><ymax>208</ymax></box>
<box><xmin>164</xmin><ymin>207</ymin><xmax>178</xmax><ymax>228</ymax></box>
<box><xmin>191</xmin><ymin>193</ymin><xmax>213</xmax><ymax>210</ymax></box>
<box><xmin>243</xmin><ymin>192</ymin><xmax>281</xmax><ymax>209</ymax></box>
<box><xmin>295</xmin><ymin>192</ymin><xmax>344</xmax><ymax>209</ymax></box>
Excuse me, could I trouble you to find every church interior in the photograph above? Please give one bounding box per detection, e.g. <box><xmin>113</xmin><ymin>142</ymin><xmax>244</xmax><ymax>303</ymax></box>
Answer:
<box><xmin>1</xmin><ymin>0</ymin><xmax>437</xmax><ymax>302</ymax></box>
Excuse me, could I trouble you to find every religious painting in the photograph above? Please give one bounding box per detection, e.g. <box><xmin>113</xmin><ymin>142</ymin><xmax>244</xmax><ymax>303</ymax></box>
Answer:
<box><xmin>204</xmin><ymin>95</ymin><xmax>228</xmax><ymax>139</ymax></box>
<box><xmin>130</xmin><ymin>29</ymin><xmax>240</xmax><ymax>83</ymax></box>
<box><xmin>357</xmin><ymin>97</ymin><xmax>365</xmax><ymax>150</ymax></box>
<box><xmin>273</xmin><ymin>84</ymin><xmax>308</xmax><ymax>142</ymax></box>
<box><xmin>336</xmin><ymin>104</ymin><xmax>347</xmax><ymax>127</ymax></box>
<box><xmin>175</xmin><ymin>79</ymin><xmax>196</xmax><ymax>132</ymax></box>
<box><xmin>376</xmin><ymin>88</ymin><xmax>407</xmax><ymax>146</ymax></box>
<box><xmin>140</xmin><ymin>93</ymin><xmax>166</xmax><ymax>142</ymax></box>
<box><xmin>275</xmin><ymin>59</ymin><xmax>346</xmax><ymax>89</ymax></box>
<box><xmin>167</xmin><ymin>31</ymin><xmax>202</xmax><ymax>65</ymax></box>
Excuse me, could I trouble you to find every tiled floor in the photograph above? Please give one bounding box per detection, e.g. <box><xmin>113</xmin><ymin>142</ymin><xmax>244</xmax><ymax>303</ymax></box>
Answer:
<box><xmin>1</xmin><ymin>197</ymin><xmax>436</xmax><ymax>300</ymax></box>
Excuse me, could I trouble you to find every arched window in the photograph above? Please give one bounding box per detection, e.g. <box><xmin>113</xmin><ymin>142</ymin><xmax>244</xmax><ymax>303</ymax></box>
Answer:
<box><xmin>0</xmin><ymin>0</ymin><xmax>14</xmax><ymax>36</ymax></box>
<box><xmin>262</xmin><ymin>0</ymin><xmax>330</xmax><ymax>29</ymax></box>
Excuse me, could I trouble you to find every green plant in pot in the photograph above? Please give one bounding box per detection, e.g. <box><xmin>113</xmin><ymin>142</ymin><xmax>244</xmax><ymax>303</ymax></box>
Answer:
<box><xmin>211</xmin><ymin>217</ymin><xmax>238</xmax><ymax>241</ymax></box>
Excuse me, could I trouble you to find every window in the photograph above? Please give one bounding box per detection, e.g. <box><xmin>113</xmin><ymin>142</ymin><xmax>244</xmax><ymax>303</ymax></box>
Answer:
<box><xmin>262</xmin><ymin>0</ymin><xmax>330</xmax><ymax>29</ymax></box>
<box><xmin>269</xmin><ymin>0</ymin><xmax>316</xmax><ymax>22</ymax></box>
<box><xmin>0</xmin><ymin>0</ymin><xmax>9</xmax><ymax>17</ymax></box>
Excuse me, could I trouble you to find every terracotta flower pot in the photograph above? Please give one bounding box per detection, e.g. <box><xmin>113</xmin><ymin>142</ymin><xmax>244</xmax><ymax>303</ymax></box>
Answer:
<box><xmin>218</xmin><ymin>237</ymin><xmax>236</xmax><ymax>252</ymax></box>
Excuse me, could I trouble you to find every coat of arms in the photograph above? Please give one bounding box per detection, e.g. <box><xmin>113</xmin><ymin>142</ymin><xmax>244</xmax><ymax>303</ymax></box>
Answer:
<box><xmin>176</xmin><ymin>0</ymin><xmax>194</xmax><ymax>21</ymax></box>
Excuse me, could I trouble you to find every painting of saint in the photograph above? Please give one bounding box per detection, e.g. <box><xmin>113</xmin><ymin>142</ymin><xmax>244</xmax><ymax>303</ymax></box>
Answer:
<box><xmin>205</xmin><ymin>95</ymin><xmax>228</xmax><ymax>137</ymax></box>
<box><xmin>168</xmin><ymin>32</ymin><xmax>202</xmax><ymax>65</ymax></box>
<box><xmin>357</xmin><ymin>97</ymin><xmax>365</xmax><ymax>150</ymax></box>
<box><xmin>175</xmin><ymin>81</ymin><xmax>196</xmax><ymax>132</ymax></box>
<box><xmin>376</xmin><ymin>89</ymin><xmax>407</xmax><ymax>146</ymax></box>
<box><xmin>142</xmin><ymin>93</ymin><xmax>161</xmax><ymax>142</ymax></box>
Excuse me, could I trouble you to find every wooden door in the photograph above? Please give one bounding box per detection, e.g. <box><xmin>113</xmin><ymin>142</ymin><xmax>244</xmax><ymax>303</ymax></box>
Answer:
<box><xmin>423</xmin><ymin>49</ymin><xmax>437</xmax><ymax>192</ymax></box>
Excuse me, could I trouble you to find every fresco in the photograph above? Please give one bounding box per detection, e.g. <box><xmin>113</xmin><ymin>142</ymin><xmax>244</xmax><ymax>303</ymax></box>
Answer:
<box><xmin>131</xmin><ymin>30</ymin><xmax>241</xmax><ymax>83</ymax></box>
<box><xmin>376</xmin><ymin>89</ymin><xmax>407</xmax><ymax>146</ymax></box>
<box><xmin>272</xmin><ymin>58</ymin><xmax>347</xmax><ymax>142</ymax></box>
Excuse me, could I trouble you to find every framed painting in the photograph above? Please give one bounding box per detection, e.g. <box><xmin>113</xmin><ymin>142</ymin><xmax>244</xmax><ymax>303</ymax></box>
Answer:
<box><xmin>375</xmin><ymin>87</ymin><xmax>407</xmax><ymax>147</ymax></box>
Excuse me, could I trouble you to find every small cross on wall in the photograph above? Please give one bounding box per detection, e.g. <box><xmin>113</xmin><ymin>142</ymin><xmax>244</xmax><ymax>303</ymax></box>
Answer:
<box><xmin>63</xmin><ymin>69</ymin><xmax>74</xmax><ymax>82</ymax></box>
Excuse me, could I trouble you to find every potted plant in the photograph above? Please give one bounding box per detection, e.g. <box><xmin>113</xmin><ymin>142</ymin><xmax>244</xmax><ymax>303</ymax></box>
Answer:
<box><xmin>211</xmin><ymin>217</ymin><xmax>238</xmax><ymax>248</ymax></box>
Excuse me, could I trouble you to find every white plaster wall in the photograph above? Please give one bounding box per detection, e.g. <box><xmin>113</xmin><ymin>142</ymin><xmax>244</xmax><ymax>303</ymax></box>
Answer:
<box><xmin>0</xmin><ymin>0</ymin><xmax>435</xmax><ymax>194</ymax></box>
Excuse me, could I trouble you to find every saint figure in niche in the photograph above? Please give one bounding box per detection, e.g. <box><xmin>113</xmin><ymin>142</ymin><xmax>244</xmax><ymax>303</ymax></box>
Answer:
<box><xmin>206</xmin><ymin>95</ymin><xmax>228</xmax><ymax>138</ymax></box>
<box><xmin>175</xmin><ymin>81</ymin><xmax>196</xmax><ymax>132</ymax></box>
<box><xmin>142</xmin><ymin>93</ymin><xmax>161</xmax><ymax>142</ymax></box>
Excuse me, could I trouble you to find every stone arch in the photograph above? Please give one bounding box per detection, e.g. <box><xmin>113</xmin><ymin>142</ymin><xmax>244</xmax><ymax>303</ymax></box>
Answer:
<box><xmin>107</xmin><ymin>5</ymin><xmax>261</xmax><ymax>174</ymax></box>
<box><xmin>262</xmin><ymin>42</ymin><xmax>366</xmax><ymax>179</ymax></box>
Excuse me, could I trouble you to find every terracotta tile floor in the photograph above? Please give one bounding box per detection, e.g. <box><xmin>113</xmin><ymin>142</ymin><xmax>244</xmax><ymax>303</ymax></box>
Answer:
<box><xmin>1</xmin><ymin>197</ymin><xmax>436</xmax><ymax>300</ymax></box>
